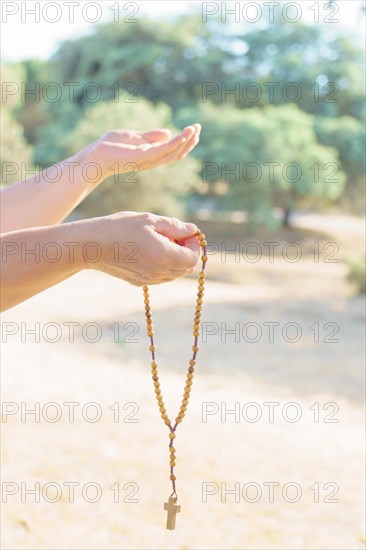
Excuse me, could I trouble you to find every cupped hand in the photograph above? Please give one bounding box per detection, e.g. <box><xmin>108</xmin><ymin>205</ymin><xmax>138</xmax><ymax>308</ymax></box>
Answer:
<box><xmin>83</xmin><ymin>211</ymin><xmax>201</xmax><ymax>286</ymax></box>
<box><xmin>88</xmin><ymin>124</ymin><xmax>201</xmax><ymax>180</ymax></box>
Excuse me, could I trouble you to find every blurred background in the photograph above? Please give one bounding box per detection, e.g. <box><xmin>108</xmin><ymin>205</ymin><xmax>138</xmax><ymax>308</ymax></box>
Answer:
<box><xmin>1</xmin><ymin>1</ymin><xmax>365</xmax><ymax>549</ymax></box>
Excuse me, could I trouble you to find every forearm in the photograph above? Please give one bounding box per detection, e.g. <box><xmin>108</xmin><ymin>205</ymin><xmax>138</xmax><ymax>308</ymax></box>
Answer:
<box><xmin>0</xmin><ymin>221</ymin><xmax>86</xmax><ymax>311</ymax></box>
<box><xmin>0</xmin><ymin>146</ymin><xmax>102</xmax><ymax>233</ymax></box>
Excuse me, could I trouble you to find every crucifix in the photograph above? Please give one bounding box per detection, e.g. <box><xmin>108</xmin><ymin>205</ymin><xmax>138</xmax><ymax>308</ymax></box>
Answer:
<box><xmin>164</xmin><ymin>497</ymin><xmax>181</xmax><ymax>530</ymax></box>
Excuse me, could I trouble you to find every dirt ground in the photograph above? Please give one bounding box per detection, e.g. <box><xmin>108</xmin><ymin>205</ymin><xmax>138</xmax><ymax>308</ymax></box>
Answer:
<box><xmin>1</xmin><ymin>214</ymin><xmax>365</xmax><ymax>549</ymax></box>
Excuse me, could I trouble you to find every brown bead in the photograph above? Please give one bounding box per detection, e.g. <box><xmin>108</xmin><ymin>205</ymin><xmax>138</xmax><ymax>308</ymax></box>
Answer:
<box><xmin>196</xmin><ymin>305</ymin><xmax>202</xmax><ymax>312</ymax></box>
<box><xmin>186</xmin><ymin>380</ymin><xmax>193</xmax><ymax>387</ymax></box>
<box><xmin>201</xmin><ymin>254</ymin><xmax>208</xmax><ymax>262</ymax></box>
<box><xmin>151</xmin><ymin>361</ymin><xmax>157</xmax><ymax>368</ymax></box>
<box><xmin>182</xmin><ymin>399</ymin><xmax>188</xmax><ymax>406</ymax></box>
<box><xmin>196</xmin><ymin>298</ymin><xmax>203</xmax><ymax>305</ymax></box>
<box><xmin>187</xmin><ymin>373</ymin><xmax>193</xmax><ymax>380</ymax></box>
<box><xmin>175</xmin><ymin>416</ymin><xmax>183</xmax><ymax>423</ymax></box>
<box><xmin>155</xmin><ymin>388</ymin><xmax>161</xmax><ymax>395</ymax></box>
<box><xmin>189</xmin><ymin>359</ymin><xmax>196</xmax><ymax>366</ymax></box>
<box><xmin>170</xmin><ymin>475</ymin><xmax>176</xmax><ymax>481</ymax></box>
<box><xmin>149</xmin><ymin>345</ymin><xmax>156</xmax><ymax>352</ymax></box>
<box><xmin>183</xmin><ymin>391</ymin><xmax>190</xmax><ymax>398</ymax></box>
<box><xmin>193</xmin><ymin>330</ymin><xmax>199</xmax><ymax>337</ymax></box>
<box><xmin>169</xmin><ymin>432</ymin><xmax>176</xmax><ymax>439</ymax></box>
<box><xmin>152</xmin><ymin>375</ymin><xmax>159</xmax><ymax>381</ymax></box>
<box><xmin>170</xmin><ymin>446</ymin><xmax>176</xmax><ymax>453</ymax></box>
<box><xmin>170</xmin><ymin>460</ymin><xmax>176</xmax><ymax>467</ymax></box>
<box><xmin>153</xmin><ymin>381</ymin><xmax>160</xmax><ymax>388</ymax></box>
<box><xmin>192</xmin><ymin>345</ymin><xmax>199</xmax><ymax>352</ymax></box>
<box><xmin>201</xmin><ymin>240</ymin><xmax>207</xmax><ymax>247</ymax></box>
<box><xmin>188</xmin><ymin>366</ymin><xmax>194</xmax><ymax>373</ymax></box>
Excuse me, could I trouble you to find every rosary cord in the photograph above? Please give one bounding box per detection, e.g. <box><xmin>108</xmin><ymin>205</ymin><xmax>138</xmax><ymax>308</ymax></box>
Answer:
<box><xmin>143</xmin><ymin>230</ymin><xmax>208</xmax><ymax>503</ymax></box>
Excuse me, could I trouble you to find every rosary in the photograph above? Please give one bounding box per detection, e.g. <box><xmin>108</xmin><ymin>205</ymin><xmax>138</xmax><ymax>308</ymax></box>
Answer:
<box><xmin>142</xmin><ymin>230</ymin><xmax>207</xmax><ymax>530</ymax></box>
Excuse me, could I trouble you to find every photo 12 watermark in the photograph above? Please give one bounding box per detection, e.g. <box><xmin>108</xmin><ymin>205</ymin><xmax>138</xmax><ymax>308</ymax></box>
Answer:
<box><xmin>201</xmin><ymin>81</ymin><xmax>339</xmax><ymax>104</ymax></box>
<box><xmin>201</xmin><ymin>2</ymin><xmax>340</xmax><ymax>24</ymax></box>
<box><xmin>201</xmin><ymin>401</ymin><xmax>340</xmax><ymax>423</ymax></box>
<box><xmin>1</xmin><ymin>1</ymin><xmax>140</xmax><ymax>24</ymax></box>
<box><xmin>201</xmin><ymin>480</ymin><xmax>340</xmax><ymax>503</ymax></box>
<box><xmin>1</xmin><ymin>401</ymin><xmax>140</xmax><ymax>423</ymax></box>
<box><xmin>1</xmin><ymin>480</ymin><xmax>140</xmax><ymax>503</ymax></box>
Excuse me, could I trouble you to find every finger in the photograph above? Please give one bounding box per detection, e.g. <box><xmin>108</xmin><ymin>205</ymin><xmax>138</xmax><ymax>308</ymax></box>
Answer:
<box><xmin>178</xmin><ymin>123</ymin><xmax>201</xmax><ymax>159</ymax></box>
<box><xmin>142</xmin><ymin>129</ymin><xmax>172</xmax><ymax>143</ymax></box>
<box><xmin>141</xmin><ymin>138</ymin><xmax>189</xmax><ymax>169</ymax></box>
<box><xmin>153</xmin><ymin>216</ymin><xmax>197</xmax><ymax>240</ymax></box>
<box><xmin>152</xmin><ymin>220</ymin><xmax>200</xmax><ymax>270</ymax></box>
<box><xmin>130</xmin><ymin>133</ymin><xmax>188</xmax><ymax>164</ymax></box>
<box><xmin>176</xmin><ymin>234</ymin><xmax>201</xmax><ymax>255</ymax></box>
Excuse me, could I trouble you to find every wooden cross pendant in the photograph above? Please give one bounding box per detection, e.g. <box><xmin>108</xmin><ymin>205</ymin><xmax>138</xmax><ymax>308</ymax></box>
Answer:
<box><xmin>164</xmin><ymin>496</ymin><xmax>181</xmax><ymax>530</ymax></box>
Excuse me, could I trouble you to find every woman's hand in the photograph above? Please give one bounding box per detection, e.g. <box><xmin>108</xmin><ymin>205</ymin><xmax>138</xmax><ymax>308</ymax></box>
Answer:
<box><xmin>81</xmin><ymin>211</ymin><xmax>200</xmax><ymax>286</ymax></box>
<box><xmin>1</xmin><ymin>211</ymin><xmax>200</xmax><ymax>310</ymax></box>
<box><xmin>85</xmin><ymin>124</ymin><xmax>201</xmax><ymax>179</ymax></box>
<box><xmin>1</xmin><ymin>124</ymin><xmax>201</xmax><ymax>233</ymax></box>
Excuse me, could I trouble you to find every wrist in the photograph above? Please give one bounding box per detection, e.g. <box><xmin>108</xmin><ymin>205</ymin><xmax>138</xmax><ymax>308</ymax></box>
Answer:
<box><xmin>69</xmin><ymin>216</ymin><xmax>109</xmax><ymax>271</ymax></box>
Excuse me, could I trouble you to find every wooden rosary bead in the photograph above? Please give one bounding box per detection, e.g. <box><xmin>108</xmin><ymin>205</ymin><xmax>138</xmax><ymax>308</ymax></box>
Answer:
<box><xmin>143</xmin><ymin>229</ymin><xmax>207</xmax><ymax>515</ymax></box>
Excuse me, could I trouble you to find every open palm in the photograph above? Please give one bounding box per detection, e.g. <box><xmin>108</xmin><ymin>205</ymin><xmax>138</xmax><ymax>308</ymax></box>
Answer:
<box><xmin>91</xmin><ymin>124</ymin><xmax>201</xmax><ymax>176</ymax></box>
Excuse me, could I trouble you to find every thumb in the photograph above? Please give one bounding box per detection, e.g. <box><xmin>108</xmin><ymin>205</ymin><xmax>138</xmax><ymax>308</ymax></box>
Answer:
<box><xmin>154</xmin><ymin>216</ymin><xmax>198</xmax><ymax>241</ymax></box>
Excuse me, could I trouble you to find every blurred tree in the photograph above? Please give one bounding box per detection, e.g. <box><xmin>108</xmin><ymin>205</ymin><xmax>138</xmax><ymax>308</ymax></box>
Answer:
<box><xmin>176</xmin><ymin>103</ymin><xmax>345</xmax><ymax>226</ymax></box>
<box><xmin>230</xmin><ymin>19</ymin><xmax>365</xmax><ymax>119</ymax></box>
<box><xmin>1</xmin><ymin>64</ymin><xmax>33</xmax><ymax>186</ymax></box>
<box><xmin>315</xmin><ymin>115</ymin><xmax>365</xmax><ymax>211</ymax></box>
<box><xmin>60</xmin><ymin>96</ymin><xmax>201</xmax><ymax>217</ymax></box>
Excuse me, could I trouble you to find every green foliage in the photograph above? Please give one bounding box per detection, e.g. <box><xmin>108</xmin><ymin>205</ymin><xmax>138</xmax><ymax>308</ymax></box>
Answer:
<box><xmin>2</xmin><ymin>13</ymin><xmax>364</xmax><ymax>218</ymax></box>
<box><xmin>347</xmin><ymin>258</ymin><xmax>366</xmax><ymax>295</ymax></box>
<box><xmin>61</xmin><ymin>97</ymin><xmax>201</xmax><ymax>217</ymax></box>
<box><xmin>176</xmin><ymin>102</ymin><xmax>345</xmax><ymax>224</ymax></box>
<box><xmin>1</xmin><ymin>65</ymin><xmax>33</xmax><ymax>185</ymax></box>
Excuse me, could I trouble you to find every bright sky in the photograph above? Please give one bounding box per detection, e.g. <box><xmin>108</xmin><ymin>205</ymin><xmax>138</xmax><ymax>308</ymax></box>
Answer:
<box><xmin>1</xmin><ymin>0</ymin><xmax>365</xmax><ymax>62</ymax></box>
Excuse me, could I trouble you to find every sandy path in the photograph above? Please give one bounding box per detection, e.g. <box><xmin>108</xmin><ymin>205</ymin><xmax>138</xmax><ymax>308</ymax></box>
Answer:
<box><xmin>1</xmin><ymin>247</ymin><xmax>365</xmax><ymax>549</ymax></box>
